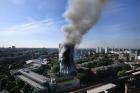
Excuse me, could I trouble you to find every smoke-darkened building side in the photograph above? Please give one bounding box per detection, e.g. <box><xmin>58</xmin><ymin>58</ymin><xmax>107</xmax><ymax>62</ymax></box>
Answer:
<box><xmin>59</xmin><ymin>43</ymin><xmax>77</xmax><ymax>76</ymax></box>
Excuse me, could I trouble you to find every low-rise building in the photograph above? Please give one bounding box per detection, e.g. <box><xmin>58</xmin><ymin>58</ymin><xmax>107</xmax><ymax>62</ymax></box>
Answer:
<box><xmin>87</xmin><ymin>83</ymin><xmax>116</xmax><ymax>93</ymax></box>
<box><xmin>11</xmin><ymin>68</ymin><xmax>80</xmax><ymax>93</ymax></box>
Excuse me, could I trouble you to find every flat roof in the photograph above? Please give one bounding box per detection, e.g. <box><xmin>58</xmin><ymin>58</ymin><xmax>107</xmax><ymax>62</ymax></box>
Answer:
<box><xmin>87</xmin><ymin>83</ymin><xmax>116</xmax><ymax>93</ymax></box>
<box><xmin>132</xmin><ymin>71</ymin><xmax>140</xmax><ymax>75</ymax></box>
<box><xmin>19</xmin><ymin>69</ymin><xmax>49</xmax><ymax>83</ymax></box>
<box><xmin>17</xmin><ymin>75</ymin><xmax>46</xmax><ymax>89</ymax></box>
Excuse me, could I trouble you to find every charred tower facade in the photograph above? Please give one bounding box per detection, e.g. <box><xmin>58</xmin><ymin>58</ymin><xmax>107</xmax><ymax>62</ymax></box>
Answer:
<box><xmin>59</xmin><ymin>43</ymin><xmax>77</xmax><ymax>76</ymax></box>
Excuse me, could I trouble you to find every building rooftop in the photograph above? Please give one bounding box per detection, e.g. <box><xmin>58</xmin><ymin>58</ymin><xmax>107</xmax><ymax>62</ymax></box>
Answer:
<box><xmin>17</xmin><ymin>75</ymin><xmax>46</xmax><ymax>89</ymax></box>
<box><xmin>132</xmin><ymin>71</ymin><xmax>140</xmax><ymax>76</ymax></box>
<box><xmin>87</xmin><ymin>83</ymin><xmax>116</xmax><ymax>93</ymax></box>
<box><xmin>19</xmin><ymin>69</ymin><xmax>50</xmax><ymax>84</ymax></box>
<box><xmin>0</xmin><ymin>90</ymin><xmax>9</xmax><ymax>93</ymax></box>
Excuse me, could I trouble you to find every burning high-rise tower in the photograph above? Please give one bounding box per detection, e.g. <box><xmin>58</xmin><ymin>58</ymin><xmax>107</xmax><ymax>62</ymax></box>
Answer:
<box><xmin>59</xmin><ymin>0</ymin><xmax>105</xmax><ymax>76</ymax></box>
<box><xmin>59</xmin><ymin>43</ymin><xmax>77</xmax><ymax>76</ymax></box>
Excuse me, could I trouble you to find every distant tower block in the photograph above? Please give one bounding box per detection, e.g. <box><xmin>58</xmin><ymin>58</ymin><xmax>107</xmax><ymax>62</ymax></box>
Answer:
<box><xmin>59</xmin><ymin>43</ymin><xmax>77</xmax><ymax>76</ymax></box>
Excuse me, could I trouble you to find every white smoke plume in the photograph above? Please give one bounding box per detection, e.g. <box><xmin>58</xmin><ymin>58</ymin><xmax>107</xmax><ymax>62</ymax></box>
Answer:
<box><xmin>62</xmin><ymin>0</ymin><xmax>105</xmax><ymax>45</ymax></box>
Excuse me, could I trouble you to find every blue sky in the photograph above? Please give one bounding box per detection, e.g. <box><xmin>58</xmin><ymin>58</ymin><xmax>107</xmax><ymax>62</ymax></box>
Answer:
<box><xmin>0</xmin><ymin>0</ymin><xmax>140</xmax><ymax>48</ymax></box>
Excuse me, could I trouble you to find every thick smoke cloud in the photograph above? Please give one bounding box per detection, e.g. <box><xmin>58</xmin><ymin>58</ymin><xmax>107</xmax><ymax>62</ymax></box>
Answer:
<box><xmin>62</xmin><ymin>0</ymin><xmax>105</xmax><ymax>45</ymax></box>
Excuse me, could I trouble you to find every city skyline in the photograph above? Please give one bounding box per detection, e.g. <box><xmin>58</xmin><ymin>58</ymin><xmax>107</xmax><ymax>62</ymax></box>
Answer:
<box><xmin>0</xmin><ymin>0</ymin><xmax>140</xmax><ymax>48</ymax></box>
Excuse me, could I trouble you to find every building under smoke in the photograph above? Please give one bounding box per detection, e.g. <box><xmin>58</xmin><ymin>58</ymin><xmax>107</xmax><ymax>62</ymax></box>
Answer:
<box><xmin>59</xmin><ymin>43</ymin><xmax>77</xmax><ymax>76</ymax></box>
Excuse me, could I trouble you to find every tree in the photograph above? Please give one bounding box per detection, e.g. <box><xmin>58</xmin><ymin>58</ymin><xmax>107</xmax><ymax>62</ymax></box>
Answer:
<box><xmin>117</xmin><ymin>70</ymin><xmax>125</xmax><ymax>77</ymax></box>
<box><xmin>122</xmin><ymin>64</ymin><xmax>131</xmax><ymax>71</ymax></box>
<box><xmin>0</xmin><ymin>75</ymin><xmax>8</xmax><ymax>90</ymax></box>
<box><xmin>97</xmin><ymin>56</ymin><xmax>113</xmax><ymax>67</ymax></box>
<box><xmin>76</xmin><ymin>73</ymin><xmax>87</xmax><ymax>84</ymax></box>
<box><xmin>17</xmin><ymin>80</ymin><xmax>25</xmax><ymax>89</ymax></box>
<box><xmin>50</xmin><ymin>63</ymin><xmax>59</xmax><ymax>73</ymax></box>
<box><xmin>77</xmin><ymin>70</ymin><xmax>95</xmax><ymax>84</ymax></box>
<box><xmin>10</xmin><ymin>86</ymin><xmax>20</xmax><ymax>93</ymax></box>
<box><xmin>23</xmin><ymin>84</ymin><xmax>32</xmax><ymax>93</ymax></box>
<box><xmin>6</xmin><ymin>81</ymin><xmax>16</xmax><ymax>91</ymax></box>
